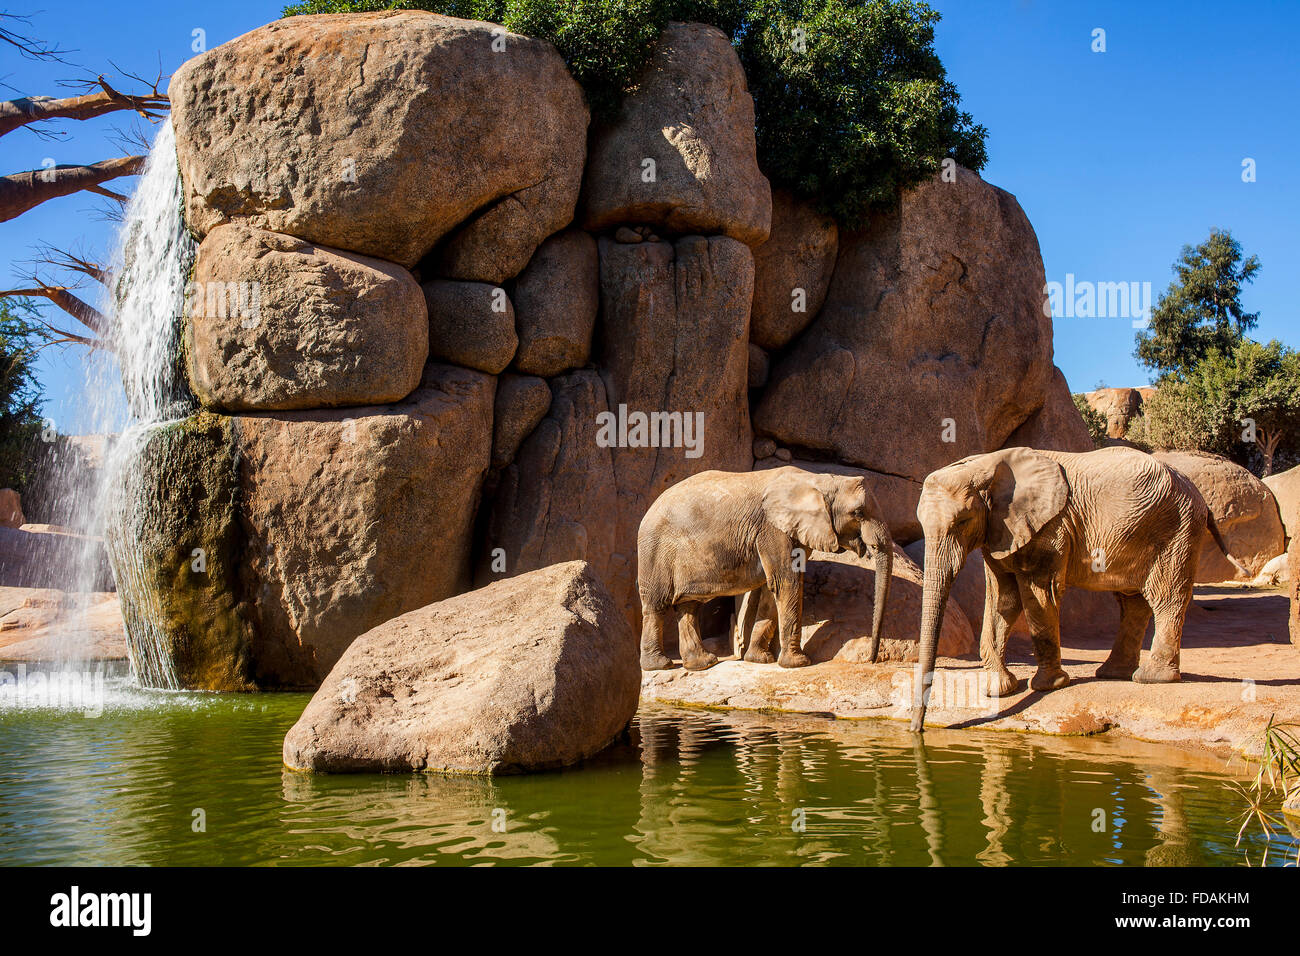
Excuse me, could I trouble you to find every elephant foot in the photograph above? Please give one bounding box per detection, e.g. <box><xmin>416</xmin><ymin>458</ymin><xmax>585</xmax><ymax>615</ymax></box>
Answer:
<box><xmin>1095</xmin><ymin>658</ymin><xmax>1138</xmax><ymax>681</ymax></box>
<box><xmin>778</xmin><ymin>649</ymin><xmax>813</xmax><ymax>668</ymax></box>
<box><xmin>985</xmin><ymin>668</ymin><xmax>1021</xmax><ymax>698</ymax></box>
<box><xmin>682</xmin><ymin>651</ymin><xmax>719</xmax><ymax>672</ymax></box>
<box><xmin>1133</xmin><ymin>661</ymin><xmax>1181</xmax><ymax>684</ymax></box>
<box><xmin>743</xmin><ymin>646</ymin><xmax>777</xmax><ymax>664</ymax></box>
<box><xmin>1030</xmin><ymin>667</ymin><xmax>1071</xmax><ymax>692</ymax></box>
<box><xmin>640</xmin><ymin>651</ymin><xmax>676</xmax><ymax>671</ymax></box>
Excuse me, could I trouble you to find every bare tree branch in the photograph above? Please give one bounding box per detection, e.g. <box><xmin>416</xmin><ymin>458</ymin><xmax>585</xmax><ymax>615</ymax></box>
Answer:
<box><xmin>25</xmin><ymin>243</ymin><xmax>110</xmax><ymax>285</ymax></box>
<box><xmin>0</xmin><ymin>153</ymin><xmax>143</xmax><ymax>221</ymax></box>
<box><xmin>0</xmin><ymin>12</ymin><xmax>74</xmax><ymax>64</ymax></box>
<box><xmin>0</xmin><ymin>74</ymin><xmax>167</xmax><ymax>139</ymax></box>
<box><xmin>0</xmin><ymin>283</ymin><xmax>107</xmax><ymax>337</ymax></box>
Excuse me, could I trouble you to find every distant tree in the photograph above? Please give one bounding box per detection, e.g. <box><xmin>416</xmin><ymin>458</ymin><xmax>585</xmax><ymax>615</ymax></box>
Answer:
<box><xmin>1071</xmin><ymin>393</ymin><xmax>1107</xmax><ymax>448</ymax></box>
<box><xmin>1135</xmin><ymin>228</ymin><xmax>1261</xmax><ymax>378</ymax></box>
<box><xmin>0</xmin><ymin>298</ymin><xmax>49</xmax><ymax>491</ymax></box>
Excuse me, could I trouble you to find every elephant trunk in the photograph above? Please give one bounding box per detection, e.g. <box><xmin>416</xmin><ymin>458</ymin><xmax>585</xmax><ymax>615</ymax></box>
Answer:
<box><xmin>865</xmin><ymin>519</ymin><xmax>893</xmax><ymax>663</ymax></box>
<box><xmin>911</xmin><ymin>537</ymin><xmax>961</xmax><ymax>733</ymax></box>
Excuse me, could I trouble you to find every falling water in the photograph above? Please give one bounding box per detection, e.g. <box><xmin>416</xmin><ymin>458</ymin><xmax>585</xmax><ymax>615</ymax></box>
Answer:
<box><xmin>33</xmin><ymin>120</ymin><xmax>196</xmax><ymax>690</ymax></box>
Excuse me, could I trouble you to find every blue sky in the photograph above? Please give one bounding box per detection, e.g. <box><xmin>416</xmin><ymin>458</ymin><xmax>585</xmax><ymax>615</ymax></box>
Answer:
<box><xmin>2</xmin><ymin>0</ymin><xmax>1296</xmax><ymax>430</ymax></box>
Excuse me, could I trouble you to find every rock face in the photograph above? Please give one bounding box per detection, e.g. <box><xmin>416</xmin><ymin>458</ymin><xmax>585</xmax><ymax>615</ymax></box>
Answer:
<box><xmin>1264</xmin><ymin>464</ymin><xmax>1300</xmax><ymax>545</ymax></box>
<box><xmin>511</xmin><ymin>230</ymin><xmax>599</xmax><ymax>377</ymax></box>
<box><xmin>597</xmin><ymin>234</ymin><xmax>755</xmax><ymax>617</ymax></box>
<box><xmin>1004</xmin><ymin>367</ymin><xmax>1096</xmax><ymax>452</ymax></box>
<box><xmin>482</xmin><ymin>371</ymin><xmax>619</xmax><ymax>589</ymax></box>
<box><xmin>282</xmin><ymin>561</ymin><xmax>640</xmax><ymax>774</ymax></box>
<box><xmin>581</xmin><ymin>22</ymin><xmax>771</xmax><ymax>246</ymax></box>
<box><xmin>749</xmin><ymin>189</ymin><xmax>838</xmax><ymax>350</ymax></box>
<box><xmin>755</xmin><ymin>167</ymin><xmax>1054</xmax><ymax>482</ymax></box>
<box><xmin>1085</xmin><ymin>387</ymin><xmax>1152</xmax><ymax>439</ymax></box>
<box><xmin>236</xmin><ymin>364</ymin><xmax>494</xmax><ymax>686</ymax></box>
<box><xmin>491</xmin><ymin>374</ymin><xmax>551</xmax><ymax>471</ymax></box>
<box><xmin>187</xmin><ymin>224</ymin><xmax>427</xmax><ymax>411</ymax></box>
<box><xmin>1154</xmin><ymin>451</ymin><xmax>1285</xmax><ymax>582</ymax></box>
<box><xmin>742</xmin><ymin>548</ymin><xmax>974</xmax><ymax>663</ymax></box>
<box><xmin>170</xmin><ymin>12</ymin><xmax>588</xmax><ymax>269</ymax></box>
<box><xmin>0</xmin><ymin>489</ymin><xmax>23</xmax><ymax>528</ymax></box>
<box><xmin>423</xmin><ymin>280</ymin><xmax>518</xmax><ymax>375</ymax></box>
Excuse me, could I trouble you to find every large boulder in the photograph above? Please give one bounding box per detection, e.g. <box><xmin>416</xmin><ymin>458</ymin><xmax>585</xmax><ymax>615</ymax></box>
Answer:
<box><xmin>741</xmin><ymin>547</ymin><xmax>975</xmax><ymax>663</ymax></box>
<box><xmin>170</xmin><ymin>12</ymin><xmax>588</xmax><ymax>269</ymax></box>
<box><xmin>481</xmin><ymin>370</ymin><xmax>619</xmax><ymax>589</ymax></box>
<box><xmin>597</xmin><ymin>234</ymin><xmax>755</xmax><ymax>618</ymax></box>
<box><xmin>581</xmin><ymin>22</ymin><xmax>771</xmax><ymax>246</ymax></box>
<box><xmin>512</xmin><ymin>230</ymin><xmax>599</xmax><ymax>378</ymax></box>
<box><xmin>282</xmin><ymin>561</ymin><xmax>640</xmax><ymax>774</ymax></box>
<box><xmin>1264</xmin><ymin>464</ymin><xmax>1300</xmax><ymax>544</ymax></box>
<box><xmin>755</xmin><ymin>166</ymin><xmax>1054</xmax><ymax>482</ymax></box>
<box><xmin>422</xmin><ymin>280</ymin><xmax>518</xmax><ymax>374</ymax></box>
<box><xmin>1085</xmin><ymin>387</ymin><xmax>1150</xmax><ymax>439</ymax></box>
<box><xmin>186</xmin><ymin>224</ymin><xmax>427</xmax><ymax>411</ymax></box>
<box><xmin>0</xmin><ymin>489</ymin><xmax>23</xmax><ymax>528</ymax></box>
<box><xmin>749</xmin><ymin>189</ymin><xmax>838</xmax><ymax>351</ymax></box>
<box><xmin>490</xmin><ymin>373</ymin><xmax>551</xmax><ymax>471</ymax></box>
<box><xmin>1004</xmin><ymin>367</ymin><xmax>1095</xmax><ymax>453</ymax></box>
<box><xmin>236</xmin><ymin>364</ymin><xmax>494</xmax><ymax>687</ymax></box>
<box><xmin>1153</xmin><ymin>452</ymin><xmax>1285</xmax><ymax>582</ymax></box>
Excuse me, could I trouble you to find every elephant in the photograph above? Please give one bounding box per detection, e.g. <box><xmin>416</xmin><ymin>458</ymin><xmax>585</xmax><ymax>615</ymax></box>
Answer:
<box><xmin>909</xmin><ymin>445</ymin><xmax>1246</xmax><ymax>732</ymax></box>
<box><xmin>638</xmin><ymin>466</ymin><xmax>894</xmax><ymax>672</ymax></box>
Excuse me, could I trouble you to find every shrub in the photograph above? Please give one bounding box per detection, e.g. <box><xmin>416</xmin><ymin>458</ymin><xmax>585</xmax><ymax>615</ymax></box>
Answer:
<box><xmin>1071</xmin><ymin>393</ymin><xmax>1108</xmax><ymax>449</ymax></box>
<box><xmin>0</xmin><ymin>298</ymin><xmax>48</xmax><ymax>492</ymax></box>
<box><xmin>282</xmin><ymin>0</ymin><xmax>988</xmax><ymax>227</ymax></box>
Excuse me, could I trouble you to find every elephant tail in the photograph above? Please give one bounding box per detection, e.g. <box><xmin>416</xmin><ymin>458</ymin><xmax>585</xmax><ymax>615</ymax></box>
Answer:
<box><xmin>1206</xmin><ymin>511</ymin><xmax>1251</xmax><ymax>578</ymax></box>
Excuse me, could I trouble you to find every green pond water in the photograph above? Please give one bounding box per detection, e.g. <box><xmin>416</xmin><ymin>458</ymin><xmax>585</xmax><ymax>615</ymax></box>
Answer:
<box><xmin>0</xmin><ymin>671</ymin><xmax>1294</xmax><ymax>866</ymax></box>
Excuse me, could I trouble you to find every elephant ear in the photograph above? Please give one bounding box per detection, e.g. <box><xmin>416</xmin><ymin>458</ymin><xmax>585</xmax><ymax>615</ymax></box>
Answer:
<box><xmin>764</xmin><ymin>476</ymin><xmax>839</xmax><ymax>554</ymax></box>
<box><xmin>984</xmin><ymin>448</ymin><xmax>1069</xmax><ymax>560</ymax></box>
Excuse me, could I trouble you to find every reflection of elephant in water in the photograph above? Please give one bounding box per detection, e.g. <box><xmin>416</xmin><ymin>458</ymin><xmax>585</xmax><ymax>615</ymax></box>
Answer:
<box><xmin>911</xmin><ymin>446</ymin><xmax>1245</xmax><ymax>732</ymax></box>
<box><xmin>638</xmin><ymin>467</ymin><xmax>893</xmax><ymax>671</ymax></box>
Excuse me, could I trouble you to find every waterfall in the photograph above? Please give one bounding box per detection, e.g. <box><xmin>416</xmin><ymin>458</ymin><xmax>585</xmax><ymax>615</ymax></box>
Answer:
<box><xmin>48</xmin><ymin>120</ymin><xmax>195</xmax><ymax>690</ymax></box>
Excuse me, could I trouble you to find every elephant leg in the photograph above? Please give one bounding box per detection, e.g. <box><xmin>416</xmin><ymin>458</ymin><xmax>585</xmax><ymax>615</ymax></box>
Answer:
<box><xmin>1018</xmin><ymin>576</ymin><xmax>1070</xmax><ymax>692</ymax></box>
<box><xmin>677</xmin><ymin>601</ymin><xmax>718</xmax><ymax>672</ymax></box>
<box><xmin>640</xmin><ymin>605</ymin><xmax>675</xmax><ymax>671</ymax></box>
<box><xmin>772</xmin><ymin>576</ymin><xmax>811</xmax><ymax>669</ymax></box>
<box><xmin>981</xmin><ymin>562</ymin><xmax>1023</xmax><ymax>698</ymax></box>
<box><xmin>1134</xmin><ymin>591</ymin><xmax>1188</xmax><ymax>684</ymax></box>
<box><xmin>741</xmin><ymin>587</ymin><xmax>777</xmax><ymax>664</ymax></box>
<box><xmin>1097</xmin><ymin>592</ymin><xmax>1151</xmax><ymax>680</ymax></box>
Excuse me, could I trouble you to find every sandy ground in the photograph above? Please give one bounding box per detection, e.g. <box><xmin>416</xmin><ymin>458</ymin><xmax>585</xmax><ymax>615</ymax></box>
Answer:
<box><xmin>0</xmin><ymin>586</ymin><xmax>126</xmax><ymax>661</ymax></box>
<box><xmin>642</xmin><ymin>585</ymin><xmax>1300</xmax><ymax>758</ymax></box>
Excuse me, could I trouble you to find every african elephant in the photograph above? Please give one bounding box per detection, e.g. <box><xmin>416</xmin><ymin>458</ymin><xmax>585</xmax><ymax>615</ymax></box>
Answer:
<box><xmin>638</xmin><ymin>466</ymin><xmax>894</xmax><ymax>671</ymax></box>
<box><xmin>910</xmin><ymin>446</ymin><xmax>1245</xmax><ymax>732</ymax></box>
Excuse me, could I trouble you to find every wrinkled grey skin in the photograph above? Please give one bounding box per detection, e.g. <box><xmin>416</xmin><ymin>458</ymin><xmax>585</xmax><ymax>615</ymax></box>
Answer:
<box><xmin>638</xmin><ymin>467</ymin><xmax>894</xmax><ymax>671</ymax></box>
<box><xmin>911</xmin><ymin>446</ymin><xmax>1245</xmax><ymax>732</ymax></box>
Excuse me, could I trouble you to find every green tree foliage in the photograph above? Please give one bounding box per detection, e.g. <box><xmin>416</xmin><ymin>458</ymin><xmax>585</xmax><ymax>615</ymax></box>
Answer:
<box><xmin>1070</xmin><ymin>393</ymin><xmax>1108</xmax><ymax>448</ymax></box>
<box><xmin>1141</xmin><ymin>340</ymin><xmax>1300</xmax><ymax>475</ymax></box>
<box><xmin>0</xmin><ymin>298</ymin><xmax>48</xmax><ymax>491</ymax></box>
<box><xmin>1135</xmin><ymin>228</ymin><xmax>1261</xmax><ymax>378</ymax></box>
<box><xmin>281</xmin><ymin>0</ymin><xmax>987</xmax><ymax>227</ymax></box>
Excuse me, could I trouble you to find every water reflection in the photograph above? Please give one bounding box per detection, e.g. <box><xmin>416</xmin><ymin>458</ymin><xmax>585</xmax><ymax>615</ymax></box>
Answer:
<box><xmin>0</xmin><ymin>693</ymin><xmax>1290</xmax><ymax>866</ymax></box>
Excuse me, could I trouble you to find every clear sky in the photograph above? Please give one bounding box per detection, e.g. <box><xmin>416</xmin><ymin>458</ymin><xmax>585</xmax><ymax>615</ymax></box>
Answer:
<box><xmin>2</xmin><ymin>0</ymin><xmax>1296</xmax><ymax>431</ymax></box>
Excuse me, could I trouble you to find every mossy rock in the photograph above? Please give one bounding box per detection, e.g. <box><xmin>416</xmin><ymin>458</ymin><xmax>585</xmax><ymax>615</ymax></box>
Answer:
<box><xmin>107</xmin><ymin>411</ymin><xmax>252</xmax><ymax>690</ymax></box>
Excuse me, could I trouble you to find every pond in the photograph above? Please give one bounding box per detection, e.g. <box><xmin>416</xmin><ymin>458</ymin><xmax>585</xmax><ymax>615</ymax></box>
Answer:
<box><xmin>0</xmin><ymin>670</ymin><xmax>1292</xmax><ymax>866</ymax></box>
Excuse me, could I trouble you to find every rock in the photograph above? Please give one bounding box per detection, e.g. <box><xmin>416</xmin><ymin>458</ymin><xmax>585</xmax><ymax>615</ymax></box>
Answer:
<box><xmin>186</xmin><ymin>224</ymin><xmax>427</xmax><ymax>411</ymax></box>
<box><xmin>915</xmin><ymin>543</ymin><xmax>1121</xmax><ymax>642</ymax></box>
<box><xmin>747</xmin><ymin>343</ymin><xmax>769</xmax><ymax>389</ymax></box>
<box><xmin>170</xmin><ymin>11</ymin><xmax>588</xmax><ymax>268</ymax></box>
<box><xmin>749</xmin><ymin>189</ymin><xmax>838</xmax><ymax>350</ymax></box>
<box><xmin>1085</xmin><ymin>387</ymin><xmax>1149</xmax><ymax>439</ymax></box>
<box><xmin>0</xmin><ymin>525</ymin><xmax>113</xmax><ymax>592</ymax></box>
<box><xmin>236</xmin><ymin>364</ymin><xmax>494</xmax><ymax>687</ymax></box>
<box><xmin>105</xmin><ymin>413</ymin><xmax>253</xmax><ymax>690</ymax></box>
<box><xmin>759</xmin><ymin>547</ymin><xmax>975</xmax><ymax>662</ymax></box>
<box><xmin>1264</xmin><ymin>464</ymin><xmax>1300</xmax><ymax>545</ymax></box>
<box><xmin>282</xmin><ymin>560</ymin><xmax>639</xmax><ymax>774</ymax></box>
<box><xmin>423</xmin><ymin>280</ymin><xmax>518</xmax><ymax>374</ymax></box>
<box><xmin>512</xmin><ymin>230</ymin><xmax>598</xmax><ymax>377</ymax></box>
<box><xmin>756</xmin><ymin>457</ymin><xmax>923</xmax><ymax>544</ymax></box>
<box><xmin>773</xmin><ymin>447</ymin><xmax>792</xmax><ymax>462</ymax></box>
<box><xmin>1004</xmin><ymin>367</ymin><xmax>1095</xmax><ymax>452</ymax></box>
<box><xmin>1154</xmin><ymin>451</ymin><xmax>1285</xmax><ymax>582</ymax></box>
<box><xmin>597</xmin><ymin>234</ymin><xmax>755</xmax><ymax>619</ymax></box>
<box><xmin>1252</xmin><ymin>552</ymin><xmax>1289</xmax><ymax>588</ymax></box>
<box><xmin>1291</xmin><ymin>531</ymin><xmax>1300</xmax><ymax>646</ymax></box>
<box><xmin>0</xmin><ymin>587</ymin><xmax>125</xmax><ymax>662</ymax></box>
<box><xmin>481</xmin><ymin>371</ymin><xmax>619</xmax><ymax>590</ymax></box>
<box><xmin>755</xmin><ymin>166</ymin><xmax>1054</xmax><ymax>483</ymax></box>
<box><xmin>491</xmin><ymin>374</ymin><xmax>551</xmax><ymax>471</ymax></box>
<box><xmin>753</xmin><ymin>437</ymin><xmax>776</xmax><ymax>460</ymax></box>
<box><xmin>614</xmin><ymin>227</ymin><xmax>642</xmax><ymax>244</ymax></box>
<box><xmin>581</xmin><ymin>22</ymin><xmax>771</xmax><ymax>246</ymax></box>
<box><xmin>0</xmin><ymin>489</ymin><xmax>23</xmax><ymax>528</ymax></box>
